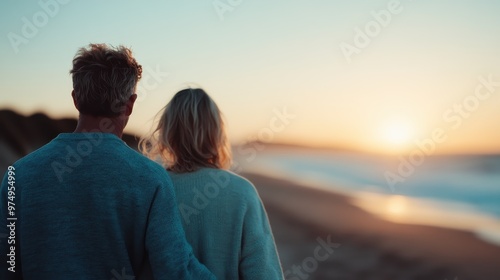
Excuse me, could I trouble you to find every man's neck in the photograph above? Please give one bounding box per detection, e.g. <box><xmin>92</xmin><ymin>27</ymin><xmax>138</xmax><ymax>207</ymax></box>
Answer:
<box><xmin>74</xmin><ymin>114</ymin><xmax>126</xmax><ymax>138</ymax></box>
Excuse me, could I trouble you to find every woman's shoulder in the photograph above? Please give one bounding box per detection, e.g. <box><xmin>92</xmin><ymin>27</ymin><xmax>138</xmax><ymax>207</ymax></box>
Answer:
<box><xmin>168</xmin><ymin>168</ymin><xmax>260</xmax><ymax>199</ymax></box>
<box><xmin>197</xmin><ymin>168</ymin><xmax>261</xmax><ymax>199</ymax></box>
<box><xmin>204</xmin><ymin>168</ymin><xmax>256</xmax><ymax>191</ymax></box>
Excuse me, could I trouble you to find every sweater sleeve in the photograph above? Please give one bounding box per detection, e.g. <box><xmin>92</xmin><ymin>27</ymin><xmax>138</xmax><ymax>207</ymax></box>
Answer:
<box><xmin>145</xmin><ymin>173</ymin><xmax>215</xmax><ymax>280</ymax></box>
<box><xmin>239</xmin><ymin>186</ymin><xmax>284</xmax><ymax>280</ymax></box>
<box><xmin>0</xmin><ymin>166</ymin><xmax>23</xmax><ymax>280</ymax></box>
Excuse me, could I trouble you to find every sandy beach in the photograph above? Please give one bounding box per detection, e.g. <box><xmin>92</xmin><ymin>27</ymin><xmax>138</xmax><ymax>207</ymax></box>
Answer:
<box><xmin>1</xmin><ymin>110</ymin><xmax>499</xmax><ymax>279</ymax></box>
<box><xmin>243</xmin><ymin>172</ymin><xmax>500</xmax><ymax>280</ymax></box>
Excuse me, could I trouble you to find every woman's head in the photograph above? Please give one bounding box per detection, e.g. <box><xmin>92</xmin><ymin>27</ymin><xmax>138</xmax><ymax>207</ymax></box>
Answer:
<box><xmin>140</xmin><ymin>88</ymin><xmax>231</xmax><ymax>172</ymax></box>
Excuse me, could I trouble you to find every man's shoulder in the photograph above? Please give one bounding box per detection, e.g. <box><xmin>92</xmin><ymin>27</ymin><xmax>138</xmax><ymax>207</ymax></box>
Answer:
<box><xmin>12</xmin><ymin>135</ymin><xmax>170</xmax><ymax>183</ymax></box>
<box><xmin>136</xmin><ymin>156</ymin><xmax>171</xmax><ymax>182</ymax></box>
<box><xmin>119</xmin><ymin>148</ymin><xmax>168</xmax><ymax>178</ymax></box>
<box><xmin>119</xmin><ymin>150</ymin><xmax>174</xmax><ymax>191</ymax></box>
<box><xmin>12</xmin><ymin>139</ymin><xmax>57</xmax><ymax>168</ymax></box>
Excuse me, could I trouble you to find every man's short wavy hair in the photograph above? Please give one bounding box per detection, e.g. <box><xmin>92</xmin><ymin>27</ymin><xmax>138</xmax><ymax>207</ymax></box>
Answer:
<box><xmin>70</xmin><ymin>44</ymin><xmax>142</xmax><ymax>117</ymax></box>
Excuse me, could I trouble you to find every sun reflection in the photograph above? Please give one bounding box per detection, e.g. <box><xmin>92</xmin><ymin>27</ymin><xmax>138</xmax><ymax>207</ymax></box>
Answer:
<box><xmin>385</xmin><ymin>195</ymin><xmax>408</xmax><ymax>218</ymax></box>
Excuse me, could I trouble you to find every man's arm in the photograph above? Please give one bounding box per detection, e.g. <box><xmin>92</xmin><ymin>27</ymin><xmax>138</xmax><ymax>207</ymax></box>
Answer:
<box><xmin>145</xmin><ymin>173</ymin><xmax>215</xmax><ymax>280</ymax></box>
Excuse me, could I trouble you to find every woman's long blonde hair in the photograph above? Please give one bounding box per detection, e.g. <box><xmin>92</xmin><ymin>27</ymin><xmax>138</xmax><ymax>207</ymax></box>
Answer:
<box><xmin>140</xmin><ymin>88</ymin><xmax>232</xmax><ymax>173</ymax></box>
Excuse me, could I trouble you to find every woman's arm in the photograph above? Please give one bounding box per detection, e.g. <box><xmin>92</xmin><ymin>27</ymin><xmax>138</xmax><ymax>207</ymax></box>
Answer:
<box><xmin>239</xmin><ymin>184</ymin><xmax>284</xmax><ymax>280</ymax></box>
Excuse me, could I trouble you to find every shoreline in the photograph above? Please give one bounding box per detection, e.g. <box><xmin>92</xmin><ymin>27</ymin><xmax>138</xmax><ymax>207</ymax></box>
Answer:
<box><xmin>241</xmin><ymin>166</ymin><xmax>500</xmax><ymax>247</ymax></box>
<box><xmin>243</xmin><ymin>172</ymin><xmax>500</xmax><ymax>280</ymax></box>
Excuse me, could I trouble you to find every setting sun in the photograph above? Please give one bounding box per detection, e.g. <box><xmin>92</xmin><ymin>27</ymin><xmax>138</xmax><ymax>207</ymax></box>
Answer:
<box><xmin>380</xmin><ymin>120</ymin><xmax>415</xmax><ymax>149</ymax></box>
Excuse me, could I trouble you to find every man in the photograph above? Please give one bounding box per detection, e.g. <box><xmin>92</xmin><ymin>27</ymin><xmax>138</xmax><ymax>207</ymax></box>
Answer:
<box><xmin>0</xmin><ymin>44</ymin><xmax>215</xmax><ymax>279</ymax></box>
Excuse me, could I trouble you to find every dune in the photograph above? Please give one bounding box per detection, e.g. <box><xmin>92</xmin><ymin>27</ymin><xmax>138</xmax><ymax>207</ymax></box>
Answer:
<box><xmin>243</xmin><ymin>172</ymin><xmax>500</xmax><ymax>280</ymax></box>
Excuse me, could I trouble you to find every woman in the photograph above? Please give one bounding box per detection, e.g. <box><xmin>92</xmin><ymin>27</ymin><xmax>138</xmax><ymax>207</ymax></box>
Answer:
<box><xmin>140</xmin><ymin>88</ymin><xmax>284</xmax><ymax>279</ymax></box>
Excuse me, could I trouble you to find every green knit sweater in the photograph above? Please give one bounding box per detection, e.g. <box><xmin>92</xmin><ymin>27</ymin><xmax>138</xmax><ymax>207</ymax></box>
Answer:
<box><xmin>169</xmin><ymin>168</ymin><xmax>284</xmax><ymax>280</ymax></box>
<box><xmin>0</xmin><ymin>133</ymin><xmax>215</xmax><ymax>280</ymax></box>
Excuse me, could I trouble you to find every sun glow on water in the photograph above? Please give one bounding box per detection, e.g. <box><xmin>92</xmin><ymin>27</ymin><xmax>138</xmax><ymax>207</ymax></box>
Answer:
<box><xmin>385</xmin><ymin>195</ymin><xmax>408</xmax><ymax>218</ymax></box>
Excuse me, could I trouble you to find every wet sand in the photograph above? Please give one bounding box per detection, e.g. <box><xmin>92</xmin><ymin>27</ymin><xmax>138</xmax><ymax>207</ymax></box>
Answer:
<box><xmin>243</xmin><ymin>172</ymin><xmax>500</xmax><ymax>280</ymax></box>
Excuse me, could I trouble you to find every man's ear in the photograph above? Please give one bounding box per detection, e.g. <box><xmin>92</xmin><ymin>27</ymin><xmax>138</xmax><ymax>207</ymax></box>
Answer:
<box><xmin>71</xmin><ymin>90</ymin><xmax>79</xmax><ymax>110</ymax></box>
<box><xmin>125</xmin><ymin>94</ymin><xmax>138</xmax><ymax>116</ymax></box>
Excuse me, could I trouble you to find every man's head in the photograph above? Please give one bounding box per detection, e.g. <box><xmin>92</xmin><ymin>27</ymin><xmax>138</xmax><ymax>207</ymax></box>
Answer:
<box><xmin>70</xmin><ymin>44</ymin><xmax>142</xmax><ymax>118</ymax></box>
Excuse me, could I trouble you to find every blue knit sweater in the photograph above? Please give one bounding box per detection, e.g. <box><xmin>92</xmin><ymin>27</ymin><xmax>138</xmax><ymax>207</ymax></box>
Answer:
<box><xmin>0</xmin><ymin>133</ymin><xmax>215</xmax><ymax>280</ymax></box>
<box><xmin>169</xmin><ymin>168</ymin><xmax>284</xmax><ymax>280</ymax></box>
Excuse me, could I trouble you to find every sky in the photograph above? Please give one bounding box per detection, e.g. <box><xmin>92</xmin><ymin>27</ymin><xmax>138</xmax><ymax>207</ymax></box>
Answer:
<box><xmin>1</xmin><ymin>0</ymin><xmax>500</xmax><ymax>154</ymax></box>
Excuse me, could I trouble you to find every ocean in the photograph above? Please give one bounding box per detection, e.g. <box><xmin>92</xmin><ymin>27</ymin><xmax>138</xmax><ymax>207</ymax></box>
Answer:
<box><xmin>234</xmin><ymin>147</ymin><xmax>500</xmax><ymax>246</ymax></box>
